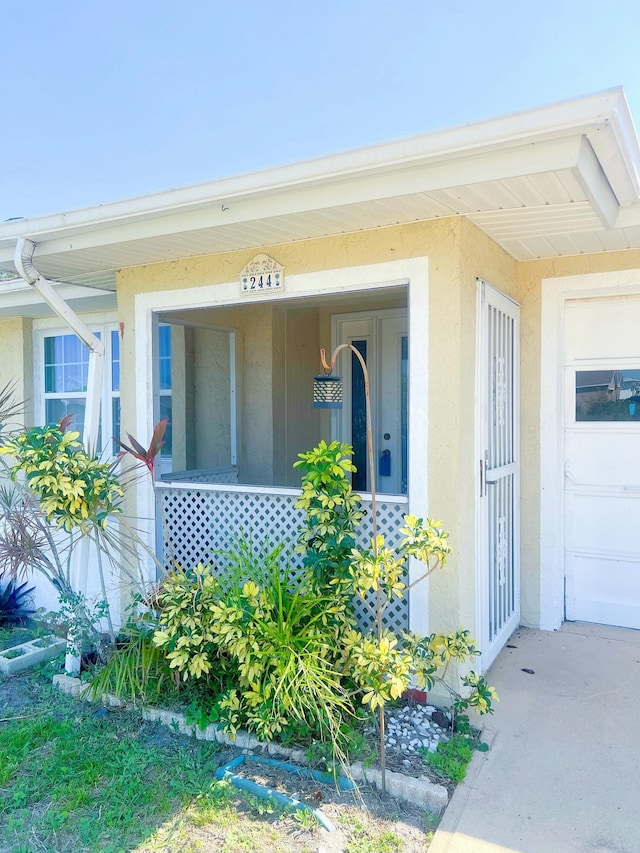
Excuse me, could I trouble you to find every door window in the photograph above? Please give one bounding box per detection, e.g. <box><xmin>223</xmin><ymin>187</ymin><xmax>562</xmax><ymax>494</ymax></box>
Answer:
<box><xmin>575</xmin><ymin>369</ymin><xmax>640</xmax><ymax>421</ymax></box>
<box><xmin>333</xmin><ymin>311</ymin><xmax>408</xmax><ymax>495</ymax></box>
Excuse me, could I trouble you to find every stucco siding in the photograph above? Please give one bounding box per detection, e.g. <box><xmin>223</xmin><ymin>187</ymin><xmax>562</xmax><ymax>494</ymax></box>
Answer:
<box><xmin>0</xmin><ymin>317</ymin><xmax>34</xmax><ymax>427</ymax></box>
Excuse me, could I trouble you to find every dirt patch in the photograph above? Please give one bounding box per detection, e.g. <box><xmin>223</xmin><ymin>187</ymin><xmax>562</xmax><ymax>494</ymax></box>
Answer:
<box><xmin>0</xmin><ymin>676</ymin><xmax>35</xmax><ymax>716</ymax></box>
<box><xmin>236</xmin><ymin>756</ymin><xmax>433</xmax><ymax>850</ymax></box>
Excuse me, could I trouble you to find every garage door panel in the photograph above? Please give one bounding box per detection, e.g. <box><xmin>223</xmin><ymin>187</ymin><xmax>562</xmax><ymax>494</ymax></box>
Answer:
<box><xmin>565</xmin><ymin>297</ymin><xmax>640</xmax><ymax>361</ymax></box>
<box><xmin>566</xmin><ymin>431</ymin><xmax>640</xmax><ymax>486</ymax></box>
<box><xmin>565</xmin><ymin>553</ymin><xmax>640</xmax><ymax>629</ymax></box>
<box><xmin>566</xmin><ymin>491</ymin><xmax>640</xmax><ymax>554</ymax></box>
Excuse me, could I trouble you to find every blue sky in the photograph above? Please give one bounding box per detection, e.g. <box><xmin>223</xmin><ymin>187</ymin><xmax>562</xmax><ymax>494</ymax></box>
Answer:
<box><xmin>2</xmin><ymin>0</ymin><xmax>640</xmax><ymax>220</ymax></box>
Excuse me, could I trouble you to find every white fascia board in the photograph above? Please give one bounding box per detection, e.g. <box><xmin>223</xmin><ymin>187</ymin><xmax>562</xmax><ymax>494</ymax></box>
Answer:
<box><xmin>575</xmin><ymin>136</ymin><xmax>620</xmax><ymax>228</ymax></box>
<box><xmin>0</xmin><ymin>136</ymin><xmax>588</xmax><ymax>267</ymax></box>
<box><xmin>614</xmin><ymin>202</ymin><xmax>640</xmax><ymax>228</ymax></box>
<box><xmin>0</xmin><ymin>280</ymin><xmax>114</xmax><ymax>310</ymax></box>
<box><xmin>0</xmin><ymin>89</ymin><xmax>636</xmax><ymax>247</ymax></box>
<box><xmin>584</xmin><ymin>91</ymin><xmax>640</xmax><ymax>205</ymax></box>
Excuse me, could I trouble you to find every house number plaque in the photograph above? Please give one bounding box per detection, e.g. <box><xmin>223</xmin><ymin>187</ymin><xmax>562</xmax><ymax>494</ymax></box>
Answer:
<box><xmin>240</xmin><ymin>254</ymin><xmax>284</xmax><ymax>294</ymax></box>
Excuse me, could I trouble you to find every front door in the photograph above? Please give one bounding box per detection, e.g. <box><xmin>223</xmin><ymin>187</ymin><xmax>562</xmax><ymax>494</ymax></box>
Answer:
<box><xmin>332</xmin><ymin>310</ymin><xmax>408</xmax><ymax>495</ymax></box>
<box><xmin>564</xmin><ymin>295</ymin><xmax>640</xmax><ymax>629</ymax></box>
<box><xmin>477</xmin><ymin>280</ymin><xmax>520</xmax><ymax>669</ymax></box>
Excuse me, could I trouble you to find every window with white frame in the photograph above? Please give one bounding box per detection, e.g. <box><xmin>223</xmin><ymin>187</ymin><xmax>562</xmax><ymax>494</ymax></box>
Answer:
<box><xmin>36</xmin><ymin>321</ymin><xmax>121</xmax><ymax>458</ymax></box>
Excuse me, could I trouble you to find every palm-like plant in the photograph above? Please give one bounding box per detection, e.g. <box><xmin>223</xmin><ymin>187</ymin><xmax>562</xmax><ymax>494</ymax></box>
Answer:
<box><xmin>0</xmin><ymin>578</ymin><xmax>35</xmax><ymax>625</ymax></box>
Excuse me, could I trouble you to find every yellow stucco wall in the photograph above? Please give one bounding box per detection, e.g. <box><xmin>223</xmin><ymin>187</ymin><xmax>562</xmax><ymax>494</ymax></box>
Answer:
<box><xmin>0</xmin><ymin>317</ymin><xmax>34</xmax><ymax>426</ymax></box>
<box><xmin>115</xmin><ymin>217</ymin><xmax>528</xmax><ymax>643</ymax></box>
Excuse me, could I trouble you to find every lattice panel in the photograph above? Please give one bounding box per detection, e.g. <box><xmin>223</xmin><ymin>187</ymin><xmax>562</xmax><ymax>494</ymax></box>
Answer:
<box><xmin>353</xmin><ymin>501</ymin><xmax>409</xmax><ymax>634</ymax></box>
<box><xmin>159</xmin><ymin>487</ymin><xmax>409</xmax><ymax>633</ymax></box>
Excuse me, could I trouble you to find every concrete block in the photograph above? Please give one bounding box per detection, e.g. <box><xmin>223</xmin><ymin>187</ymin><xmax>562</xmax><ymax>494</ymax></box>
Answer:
<box><xmin>234</xmin><ymin>731</ymin><xmax>251</xmax><ymax>749</ymax></box>
<box><xmin>194</xmin><ymin>723</ymin><xmax>222</xmax><ymax>742</ymax></box>
<box><xmin>215</xmin><ymin>728</ymin><xmax>233</xmax><ymax>745</ymax></box>
<box><xmin>142</xmin><ymin>707</ymin><xmax>161</xmax><ymax>723</ymax></box>
<box><xmin>0</xmin><ymin>636</ymin><xmax>67</xmax><ymax>675</ymax></box>
<box><xmin>361</xmin><ymin>765</ymin><xmax>448</xmax><ymax>816</ymax></box>
<box><xmin>202</xmin><ymin>724</ymin><xmax>219</xmax><ymax>742</ymax></box>
<box><xmin>52</xmin><ymin>673</ymin><xmax>84</xmax><ymax>697</ymax></box>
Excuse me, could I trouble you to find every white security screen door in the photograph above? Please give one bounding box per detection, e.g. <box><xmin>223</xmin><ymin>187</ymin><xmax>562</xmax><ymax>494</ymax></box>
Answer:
<box><xmin>564</xmin><ymin>295</ymin><xmax>640</xmax><ymax>629</ymax></box>
<box><xmin>477</xmin><ymin>280</ymin><xmax>520</xmax><ymax>669</ymax></box>
<box><xmin>332</xmin><ymin>310</ymin><xmax>408</xmax><ymax>495</ymax></box>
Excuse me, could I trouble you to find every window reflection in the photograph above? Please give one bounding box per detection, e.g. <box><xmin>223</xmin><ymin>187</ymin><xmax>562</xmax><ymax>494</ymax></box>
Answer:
<box><xmin>576</xmin><ymin>369</ymin><xmax>640</xmax><ymax>421</ymax></box>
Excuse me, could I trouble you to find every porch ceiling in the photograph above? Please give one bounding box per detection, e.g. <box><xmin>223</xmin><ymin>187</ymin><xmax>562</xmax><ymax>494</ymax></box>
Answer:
<box><xmin>1</xmin><ymin>89</ymin><xmax>640</xmax><ymax>292</ymax></box>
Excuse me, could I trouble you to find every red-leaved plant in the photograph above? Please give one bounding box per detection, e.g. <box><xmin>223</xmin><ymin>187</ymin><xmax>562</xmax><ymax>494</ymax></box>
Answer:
<box><xmin>115</xmin><ymin>419</ymin><xmax>167</xmax><ymax>475</ymax></box>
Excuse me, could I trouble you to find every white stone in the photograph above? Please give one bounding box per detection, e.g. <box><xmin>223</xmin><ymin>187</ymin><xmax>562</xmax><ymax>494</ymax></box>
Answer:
<box><xmin>52</xmin><ymin>673</ymin><xmax>83</xmax><ymax>698</ymax></box>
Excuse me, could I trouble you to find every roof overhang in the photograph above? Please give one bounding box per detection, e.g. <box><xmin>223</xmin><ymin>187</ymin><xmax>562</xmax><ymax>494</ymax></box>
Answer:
<box><xmin>1</xmin><ymin>87</ymin><xmax>639</xmax><ymax>300</ymax></box>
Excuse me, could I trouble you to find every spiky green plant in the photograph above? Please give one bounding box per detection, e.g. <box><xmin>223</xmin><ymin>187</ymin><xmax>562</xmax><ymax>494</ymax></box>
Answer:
<box><xmin>0</xmin><ymin>579</ymin><xmax>35</xmax><ymax>625</ymax></box>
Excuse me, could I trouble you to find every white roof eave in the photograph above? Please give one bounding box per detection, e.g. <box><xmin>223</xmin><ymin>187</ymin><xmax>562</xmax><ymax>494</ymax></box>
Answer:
<box><xmin>0</xmin><ymin>87</ymin><xmax>638</xmax><ymax>274</ymax></box>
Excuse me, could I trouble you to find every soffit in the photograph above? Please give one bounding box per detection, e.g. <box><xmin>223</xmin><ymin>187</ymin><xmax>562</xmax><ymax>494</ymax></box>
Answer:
<box><xmin>0</xmin><ymin>90</ymin><xmax>639</xmax><ymax>288</ymax></box>
<box><xmin>0</xmin><ymin>166</ymin><xmax>612</xmax><ymax>288</ymax></box>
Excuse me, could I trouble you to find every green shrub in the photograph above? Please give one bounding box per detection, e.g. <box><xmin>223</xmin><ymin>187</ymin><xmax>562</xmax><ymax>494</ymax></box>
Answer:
<box><xmin>294</xmin><ymin>440</ymin><xmax>362</xmax><ymax>589</ymax></box>
<box><xmin>420</xmin><ymin>733</ymin><xmax>474</xmax><ymax>783</ymax></box>
<box><xmin>85</xmin><ymin>616</ymin><xmax>175</xmax><ymax>704</ymax></box>
<box><xmin>153</xmin><ymin>550</ymin><xmax>356</xmax><ymax>746</ymax></box>
<box><xmin>0</xmin><ymin>423</ymin><xmax>122</xmax><ymax>532</ymax></box>
<box><xmin>90</xmin><ymin>440</ymin><xmax>498</xmax><ymax>772</ymax></box>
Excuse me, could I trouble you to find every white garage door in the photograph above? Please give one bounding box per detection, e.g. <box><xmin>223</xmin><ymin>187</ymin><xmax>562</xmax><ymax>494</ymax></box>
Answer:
<box><xmin>564</xmin><ymin>295</ymin><xmax>640</xmax><ymax>629</ymax></box>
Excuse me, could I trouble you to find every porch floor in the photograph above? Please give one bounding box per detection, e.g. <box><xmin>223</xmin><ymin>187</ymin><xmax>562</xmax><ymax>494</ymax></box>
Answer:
<box><xmin>430</xmin><ymin>621</ymin><xmax>640</xmax><ymax>853</ymax></box>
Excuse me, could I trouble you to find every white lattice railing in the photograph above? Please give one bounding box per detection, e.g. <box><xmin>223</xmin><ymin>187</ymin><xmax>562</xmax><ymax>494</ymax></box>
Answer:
<box><xmin>156</xmin><ymin>482</ymin><xmax>409</xmax><ymax>634</ymax></box>
<box><xmin>161</xmin><ymin>466</ymin><xmax>239</xmax><ymax>485</ymax></box>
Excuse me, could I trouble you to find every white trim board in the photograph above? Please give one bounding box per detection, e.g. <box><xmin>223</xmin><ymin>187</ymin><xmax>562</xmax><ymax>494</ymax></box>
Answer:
<box><xmin>134</xmin><ymin>257</ymin><xmax>430</xmax><ymax>630</ymax></box>
<box><xmin>540</xmin><ymin>268</ymin><xmax>640</xmax><ymax>629</ymax></box>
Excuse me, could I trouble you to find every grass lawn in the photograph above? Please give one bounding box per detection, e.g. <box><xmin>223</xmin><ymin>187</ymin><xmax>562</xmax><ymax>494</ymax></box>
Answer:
<box><xmin>0</xmin><ymin>659</ymin><xmax>438</xmax><ymax>852</ymax></box>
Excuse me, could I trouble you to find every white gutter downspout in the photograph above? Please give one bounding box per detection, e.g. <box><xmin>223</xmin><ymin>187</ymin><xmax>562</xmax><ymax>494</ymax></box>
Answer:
<box><xmin>14</xmin><ymin>238</ymin><xmax>106</xmax><ymax>674</ymax></box>
<box><xmin>15</xmin><ymin>239</ymin><xmax>105</xmax><ymax>451</ymax></box>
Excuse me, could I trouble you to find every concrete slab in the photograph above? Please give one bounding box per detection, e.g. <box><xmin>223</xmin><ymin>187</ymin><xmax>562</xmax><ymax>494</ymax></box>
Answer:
<box><xmin>430</xmin><ymin>622</ymin><xmax>640</xmax><ymax>853</ymax></box>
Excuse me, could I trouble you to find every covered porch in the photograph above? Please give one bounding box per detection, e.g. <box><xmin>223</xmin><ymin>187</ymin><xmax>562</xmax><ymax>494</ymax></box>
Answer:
<box><xmin>135</xmin><ymin>258</ymin><xmax>430</xmax><ymax>634</ymax></box>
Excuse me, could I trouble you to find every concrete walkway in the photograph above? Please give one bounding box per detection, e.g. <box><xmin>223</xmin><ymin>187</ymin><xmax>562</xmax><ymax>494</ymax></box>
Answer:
<box><xmin>430</xmin><ymin>622</ymin><xmax>640</xmax><ymax>853</ymax></box>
